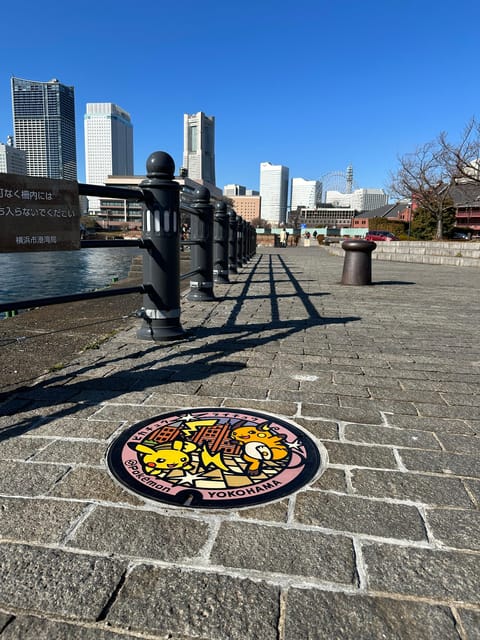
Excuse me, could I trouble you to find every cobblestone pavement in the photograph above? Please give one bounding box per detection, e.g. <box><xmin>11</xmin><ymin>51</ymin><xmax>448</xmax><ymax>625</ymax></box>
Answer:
<box><xmin>0</xmin><ymin>245</ymin><xmax>479</xmax><ymax>639</ymax></box>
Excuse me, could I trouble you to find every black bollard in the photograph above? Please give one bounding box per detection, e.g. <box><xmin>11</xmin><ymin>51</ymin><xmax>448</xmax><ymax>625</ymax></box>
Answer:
<box><xmin>137</xmin><ymin>151</ymin><xmax>186</xmax><ymax>340</ymax></box>
<box><xmin>213</xmin><ymin>201</ymin><xmax>230</xmax><ymax>284</ymax></box>
<box><xmin>241</xmin><ymin>219</ymin><xmax>248</xmax><ymax>264</ymax></box>
<box><xmin>228</xmin><ymin>210</ymin><xmax>238</xmax><ymax>274</ymax></box>
<box><xmin>236</xmin><ymin>215</ymin><xmax>244</xmax><ymax>270</ymax></box>
<box><xmin>249</xmin><ymin>224</ymin><xmax>257</xmax><ymax>258</ymax></box>
<box><xmin>340</xmin><ymin>239</ymin><xmax>376</xmax><ymax>285</ymax></box>
<box><xmin>187</xmin><ymin>186</ymin><xmax>215</xmax><ymax>301</ymax></box>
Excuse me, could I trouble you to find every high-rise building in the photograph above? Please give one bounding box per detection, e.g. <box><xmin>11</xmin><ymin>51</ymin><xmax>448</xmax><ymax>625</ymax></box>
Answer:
<box><xmin>223</xmin><ymin>184</ymin><xmax>246</xmax><ymax>196</ymax></box>
<box><xmin>11</xmin><ymin>76</ymin><xmax>77</xmax><ymax>180</ymax></box>
<box><xmin>0</xmin><ymin>136</ymin><xmax>27</xmax><ymax>174</ymax></box>
<box><xmin>229</xmin><ymin>195</ymin><xmax>261</xmax><ymax>223</ymax></box>
<box><xmin>84</xmin><ymin>103</ymin><xmax>134</xmax><ymax>213</ymax></box>
<box><xmin>290</xmin><ymin>178</ymin><xmax>322</xmax><ymax>211</ymax></box>
<box><xmin>259</xmin><ymin>162</ymin><xmax>289</xmax><ymax>224</ymax></box>
<box><xmin>183</xmin><ymin>112</ymin><xmax>215</xmax><ymax>186</ymax></box>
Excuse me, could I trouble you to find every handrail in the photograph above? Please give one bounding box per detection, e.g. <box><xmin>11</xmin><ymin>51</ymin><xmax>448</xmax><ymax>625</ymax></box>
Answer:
<box><xmin>2</xmin><ymin>151</ymin><xmax>257</xmax><ymax>339</ymax></box>
<box><xmin>0</xmin><ymin>286</ymin><xmax>145</xmax><ymax>314</ymax></box>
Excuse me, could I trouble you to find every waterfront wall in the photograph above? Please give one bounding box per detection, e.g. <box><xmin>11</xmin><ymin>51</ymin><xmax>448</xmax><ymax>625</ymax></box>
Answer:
<box><xmin>325</xmin><ymin>241</ymin><xmax>480</xmax><ymax>267</ymax></box>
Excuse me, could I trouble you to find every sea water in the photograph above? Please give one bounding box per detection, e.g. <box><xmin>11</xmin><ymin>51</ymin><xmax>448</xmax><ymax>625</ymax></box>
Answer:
<box><xmin>0</xmin><ymin>247</ymin><xmax>142</xmax><ymax>308</ymax></box>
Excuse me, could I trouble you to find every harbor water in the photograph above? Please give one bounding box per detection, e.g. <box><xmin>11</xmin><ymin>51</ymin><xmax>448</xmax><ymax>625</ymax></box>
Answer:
<box><xmin>0</xmin><ymin>247</ymin><xmax>142</xmax><ymax>310</ymax></box>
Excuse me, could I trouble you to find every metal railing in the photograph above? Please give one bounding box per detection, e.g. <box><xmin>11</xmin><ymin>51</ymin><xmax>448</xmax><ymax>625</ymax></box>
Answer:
<box><xmin>0</xmin><ymin>151</ymin><xmax>257</xmax><ymax>340</ymax></box>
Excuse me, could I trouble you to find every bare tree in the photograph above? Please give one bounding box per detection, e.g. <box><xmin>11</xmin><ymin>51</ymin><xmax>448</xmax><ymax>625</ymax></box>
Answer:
<box><xmin>389</xmin><ymin>140</ymin><xmax>453</xmax><ymax>239</ymax></box>
<box><xmin>438</xmin><ymin>118</ymin><xmax>480</xmax><ymax>183</ymax></box>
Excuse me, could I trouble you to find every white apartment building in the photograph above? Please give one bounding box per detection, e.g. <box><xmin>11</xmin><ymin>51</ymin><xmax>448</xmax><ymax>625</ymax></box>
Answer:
<box><xmin>259</xmin><ymin>162</ymin><xmax>289</xmax><ymax>224</ymax></box>
<box><xmin>325</xmin><ymin>188</ymin><xmax>388</xmax><ymax>211</ymax></box>
<box><xmin>84</xmin><ymin>103</ymin><xmax>134</xmax><ymax>213</ymax></box>
<box><xmin>290</xmin><ymin>178</ymin><xmax>322</xmax><ymax>211</ymax></box>
<box><xmin>0</xmin><ymin>137</ymin><xmax>27</xmax><ymax>174</ymax></box>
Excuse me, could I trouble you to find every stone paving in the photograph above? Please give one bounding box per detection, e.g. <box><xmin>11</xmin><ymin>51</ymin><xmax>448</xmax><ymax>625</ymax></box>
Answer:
<box><xmin>0</xmin><ymin>245</ymin><xmax>479</xmax><ymax>639</ymax></box>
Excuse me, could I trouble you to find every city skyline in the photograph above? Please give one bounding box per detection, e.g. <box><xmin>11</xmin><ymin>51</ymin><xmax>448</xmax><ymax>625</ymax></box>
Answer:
<box><xmin>1</xmin><ymin>0</ymin><xmax>479</xmax><ymax>195</ymax></box>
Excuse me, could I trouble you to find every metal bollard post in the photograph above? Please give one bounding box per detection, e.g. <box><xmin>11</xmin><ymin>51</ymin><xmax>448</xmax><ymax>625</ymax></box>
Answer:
<box><xmin>236</xmin><ymin>215</ymin><xmax>243</xmax><ymax>270</ymax></box>
<box><xmin>137</xmin><ymin>151</ymin><xmax>185</xmax><ymax>340</ymax></box>
<box><xmin>213</xmin><ymin>201</ymin><xmax>230</xmax><ymax>284</ymax></box>
<box><xmin>228</xmin><ymin>210</ymin><xmax>238</xmax><ymax>274</ymax></box>
<box><xmin>241</xmin><ymin>219</ymin><xmax>248</xmax><ymax>264</ymax></box>
<box><xmin>187</xmin><ymin>186</ymin><xmax>215</xmax><ymax>301</ymax></box>
<box><xmin>340</xmin><ymin>239</ymin><xmax>376</xmax><ymax>285</ymax></box>
<box><xmin>249</xmin><ymin>224</ymin><xmax>256</xmax><ymax>258</ymax></box>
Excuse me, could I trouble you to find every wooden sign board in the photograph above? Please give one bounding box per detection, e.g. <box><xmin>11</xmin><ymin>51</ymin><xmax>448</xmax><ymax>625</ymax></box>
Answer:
<box><xmin>0</xmin><ymin>174</ymin><xmax>80</xmax><ymax>252</ymax></box>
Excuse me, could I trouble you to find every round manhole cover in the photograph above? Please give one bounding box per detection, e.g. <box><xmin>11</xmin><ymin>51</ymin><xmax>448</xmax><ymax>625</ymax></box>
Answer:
<box><xmin>107</xmin><ymin>408</ymin><xmax>325</xmax><ymax>509</ymax></box>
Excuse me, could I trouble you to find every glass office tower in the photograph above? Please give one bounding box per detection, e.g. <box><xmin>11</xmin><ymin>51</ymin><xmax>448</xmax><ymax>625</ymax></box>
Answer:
<box><xmin>11</xmin><ymin>76</ymin><xmax>77</xmax><ymax>180</ymax></box>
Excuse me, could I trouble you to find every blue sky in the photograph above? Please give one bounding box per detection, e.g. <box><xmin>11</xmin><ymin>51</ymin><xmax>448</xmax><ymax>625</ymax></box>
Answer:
<box><xmin>1</xmin><ymin>0</ymin><xmax>479</xmax><ymax>196</ymax></box>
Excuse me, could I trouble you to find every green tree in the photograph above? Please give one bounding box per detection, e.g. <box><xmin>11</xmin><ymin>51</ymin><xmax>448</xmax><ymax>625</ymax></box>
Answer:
<box><xmin>410</xmin><ymin>200</ymin><xmax>456</xmax><ymax>240</ymax></box>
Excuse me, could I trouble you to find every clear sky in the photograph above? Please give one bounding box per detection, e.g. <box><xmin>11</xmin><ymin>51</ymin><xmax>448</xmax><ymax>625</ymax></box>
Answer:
<box><xmin>1</xmin><ymin>0</ymin><xmax>479</xmax><ymax>196</ymax></box>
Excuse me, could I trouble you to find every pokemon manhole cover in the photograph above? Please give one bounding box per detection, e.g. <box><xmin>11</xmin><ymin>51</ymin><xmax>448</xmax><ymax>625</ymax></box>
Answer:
<box><xmin>107</xmin><ymin>408</ymin><xmax>325</xmax><ymax>509</ymax></box>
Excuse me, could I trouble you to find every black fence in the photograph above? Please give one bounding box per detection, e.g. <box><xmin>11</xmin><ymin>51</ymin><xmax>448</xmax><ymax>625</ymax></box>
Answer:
<box><xmin>0</xmin><ymin>151</ymin><xmax>257</xmax><ymax>340</ymax></box>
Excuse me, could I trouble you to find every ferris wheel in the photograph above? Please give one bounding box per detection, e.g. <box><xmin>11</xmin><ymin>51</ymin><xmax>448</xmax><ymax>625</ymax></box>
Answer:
<box><xmin>320</xmin><ymin>166</ymin><xmax>357</xmax><ymax>198</ymax></box>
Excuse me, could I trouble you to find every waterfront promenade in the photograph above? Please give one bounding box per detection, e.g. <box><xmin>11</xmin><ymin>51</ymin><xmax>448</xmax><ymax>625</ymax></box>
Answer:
<box><xmin>0</xmin><ymin>245</ymin><xmax>479</xmax><ymax>639</ymax></box>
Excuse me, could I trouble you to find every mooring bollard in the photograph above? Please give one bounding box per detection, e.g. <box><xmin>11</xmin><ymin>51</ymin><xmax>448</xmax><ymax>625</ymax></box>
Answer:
<box><xmin>187</xmin><ymin>186</ymin><xmax>215</xmax><ymax>301</ymax></box>
<box><xmin>213</xmin><ymin>201</ymin><xmax>230</xmax><ymax>284</ymax></box>
<box><xmin>228</xmin><ymin>210</ymin><xmax>238</xmax><ymax>274</ymax></box>
<box><xmin>340</xmin><ymin>239</ymin><xmax>376</xmax><ymax>285</ymax></box>
<box><xmin>137</xmin><ymin>151</ymin><xmax>185</xmax><ymax>340</ymax></box>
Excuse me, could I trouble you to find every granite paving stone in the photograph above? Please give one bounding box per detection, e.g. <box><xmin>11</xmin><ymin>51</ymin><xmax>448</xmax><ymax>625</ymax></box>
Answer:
<box><xmin>458</xmin><ymin>609</ymin><xmax>480</xmax><ymax>640</ymax></box>
<box><xmin>415</xmin><ymin>402</ymin><xmax>480</xmax><ymax>420</ymax></box>
<box><xmin>67</xmin><ymin>505</ymin><xmax>210</xmax><ymax>561</ymax></box>
<box><xmin>385</xmin><ymin>413</ymin><xmax>476</xmax><ymax>436</ymax></box>
<box><xmin>30</xmin><ymin>440</ymin><xmax>106</xmax><ymax>465</ymax></box>
<box><xmin>399</xmin><ymin>449</ymin><xmax>480</xmax><ymax>479</ymax></box>
<box><xmin>311</xmin><ymin>467</ymin><xmax>348</xmax><ymax>491</ymax></box>
<box><xmin>300</xmin><ymin>403</ymin><xmax>384</xmax><ymax>424</ymax></box>
<box><xmin>210</xmin><ymin>521</ymin><xmax>356</xmax><ymax>584</ymax></box>
<box><xmin>0</xmin><ymin>497</ymin><xmax>85</xmax><ymax>544</ymax></box>
<box><xmin>434</xmin><ymin>433</ymin><xmax>480</xmax><ymax>455</ymax></box>
<box><xmin>107</xmin><ymin>566</ymin><xmax>281</xmax><ymax>640</ymax></box>
<box><xmin>0</xmin><ymin>616</ymin><xmax>143</xmax><ymax>640</ymax></box>
<box><xmin>294</xmin><ymin>490</ymin><xmax>427</xmax><ymax>540</ymax></box>
<box><xmin>0</xmin><ymin>543</ymin><xmax>126</xmax><ymax>619</ymax></box>
<box><xmin>344</xmin><ymin>423</ymin><xmax>441</xmax><ymax>449</ymax></box>
<box><xmin>362</xmin><ymin>542</ymin><xmax>480</xmax><ymax>602</ymax></box>
<box><xmin>322</xmin><ymin>441</ymin><xmax>398</xmax><ymax>469</ymax></box>
<box><xmin>0</xmin><ymin>460</ymin><xmax>69</xmax><ymax>497</ymax></box>
<box><xmin>284</xmin><ymin>589</ymin><xmax>461</xmax><ymax>640</ymax></box>
<box><xmin>350</xmin><ymin>468</ymin><xmax>474</xmax><ymax>507</ymax></box>
<box><xmin>0</xmin><ymin>436</ymin><xmax>52</xmax><ymax>460</ymax></box>
<box><xmin>292</xmin><ymin>417</ymin><xmax>339</xmax><ymax>442</ymax></box>
<box><xmin>425</xmin><ymin>507</ymin><xmax>480</xmax><ymax>550</ymax></box>
<box><xmin>48</xmin><ymin>467</ymin><xmax>144</xmax><ymax>505</ymax></box>
<box><xmin>16</xmin><ymin>417</ymin><xmax>125</xmax><ymax>439</ymax></box>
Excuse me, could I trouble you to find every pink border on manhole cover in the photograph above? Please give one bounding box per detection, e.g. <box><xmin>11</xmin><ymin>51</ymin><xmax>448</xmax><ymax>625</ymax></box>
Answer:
<box><xmin>107</xmin><ymin>408</ymin><xmax>326</xmax><ymax>509</ymax></box>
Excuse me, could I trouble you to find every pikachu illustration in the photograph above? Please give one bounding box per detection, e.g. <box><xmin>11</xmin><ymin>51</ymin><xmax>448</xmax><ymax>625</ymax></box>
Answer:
<box><xmin>230</xmin><ymin>423</ymin><xmax>290</xmax><ymax>476</ymax></box>
<box><xmin>132</xmin><ymin>440</ymin><xmax>198</xmax><ymax>476</ymax></box>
